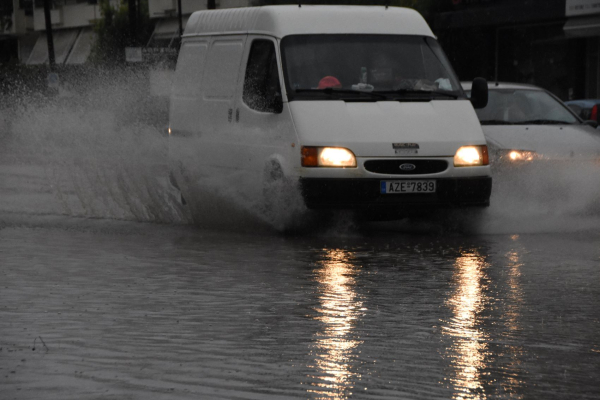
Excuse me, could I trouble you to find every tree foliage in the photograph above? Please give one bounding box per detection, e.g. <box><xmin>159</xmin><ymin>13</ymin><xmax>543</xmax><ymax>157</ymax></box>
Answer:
<box><xmin>91</xmin><ymin>0</ymin><xmax>154</xmax><ymax>65</ymax></box>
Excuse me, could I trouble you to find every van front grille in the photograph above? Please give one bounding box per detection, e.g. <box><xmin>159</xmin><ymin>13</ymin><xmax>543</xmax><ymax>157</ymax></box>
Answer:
<box><xmin>364</xmin><ymin>159</ymin><xmax>448</xmax><ymax>175</ymax></box>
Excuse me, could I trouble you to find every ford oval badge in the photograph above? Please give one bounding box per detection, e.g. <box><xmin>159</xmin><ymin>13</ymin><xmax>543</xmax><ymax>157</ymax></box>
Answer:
<box><xmin>400</xmin><ymin>163</ymin><xmax>416</xmax><ymax>171</ymax></box>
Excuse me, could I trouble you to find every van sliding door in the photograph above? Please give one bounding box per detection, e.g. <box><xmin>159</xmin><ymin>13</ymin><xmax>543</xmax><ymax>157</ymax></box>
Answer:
<box><xmin>170</xmin><ymin>39</ymin><xmax>209</xmax><ymax>138</ymax></box>
<box><xmin>232</xmin><ymin>36</ymin><xmax>296</xmax><ymax>182</ymax></box>
<box><xmin>198</xmin><ymin>35</ymin><xmax>247</xmax><ymax>172</ymax></box>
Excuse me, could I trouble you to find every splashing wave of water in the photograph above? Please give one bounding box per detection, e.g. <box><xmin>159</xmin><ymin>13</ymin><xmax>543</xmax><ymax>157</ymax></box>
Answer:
<box><xmin>3</xmin><ymin>69</ymin><xmax>600</xmax><ymax>234</ymax></box>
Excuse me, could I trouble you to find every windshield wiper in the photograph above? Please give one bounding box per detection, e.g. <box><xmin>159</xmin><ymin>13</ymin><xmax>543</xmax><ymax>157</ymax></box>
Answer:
<box><xmin>294</xmin><ymin>88</ymin><xmax>388</xmax><ymax>100</ymax></box>
<box><xmin>513</xmin><ymin>119</ymin><xmax>574</xmax><ymax>125</ymax></box>
<box><xmin>480</xmin><ymin>120</ymin><xmax>516</xmax><ymax>125</ymax></box>
<box><xmin>376</xmin><ymin>89</ymin><xmax>461</xmax><ymax>99</ymax></box>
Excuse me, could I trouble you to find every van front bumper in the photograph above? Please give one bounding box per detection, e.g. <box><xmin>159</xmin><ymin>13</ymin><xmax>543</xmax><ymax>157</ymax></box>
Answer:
<box><xmin>300</xmin><ymin>176</ymin><xmax>492</xmax><ymax>211</ymax></box>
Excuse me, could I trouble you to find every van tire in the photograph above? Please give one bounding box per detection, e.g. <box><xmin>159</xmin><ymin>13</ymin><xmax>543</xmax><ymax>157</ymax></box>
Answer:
<box><xmin>262</xmin><ymin>161</ymin><xmax>285</xmax><ymax>218</ymax></box>
<box><xmin>262</xmin><ymin>161</ymin><xmax>304</xmax><ymax>230</ymax></box>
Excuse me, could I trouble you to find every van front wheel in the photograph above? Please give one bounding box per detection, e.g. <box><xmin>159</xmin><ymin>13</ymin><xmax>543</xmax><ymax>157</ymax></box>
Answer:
<box><xmin>263</xmin><ymin>161</ymin><xmax>285</xmax><ymax>219</ymax></box>
<box><xmin>261</xmin><ymin>161</ymin><xmax>304</xmax><ymax>230</ymax></box>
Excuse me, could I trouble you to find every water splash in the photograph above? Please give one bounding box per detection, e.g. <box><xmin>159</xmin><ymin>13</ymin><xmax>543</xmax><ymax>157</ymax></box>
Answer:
<box><xmin>4</xmin><ymin>69</ymin><xmax>188</xmax><ymax>224</ymax></box>
<box><xmin>4</xmin><ymin>70</ymin><xmax>600</xmax><ymax>234</ymax></box>
<box><xmin>479</xmin><ymin>162</ymin><xmax>600</xmax><ymax>234</ymax></box>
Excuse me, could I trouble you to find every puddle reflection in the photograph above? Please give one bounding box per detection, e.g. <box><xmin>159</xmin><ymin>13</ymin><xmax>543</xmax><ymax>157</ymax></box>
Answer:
<box><xmin>500</xmin><ymin>244</ymin><xmax>526</xmax><ymax>397</ymax></box>
<box><xmin>443</xmin><ymin>250</ymin><xmax>490</xmax><ymax>400</ymax></box>
<box><xmin>443</xmin><ymin>245</ymin><xmax>526</xmax><ymax>399</ymax></box>
<box><xmin>306</xmin><ymin>249</ymin><xmax>366</xmax><ymax>400</ymax></box>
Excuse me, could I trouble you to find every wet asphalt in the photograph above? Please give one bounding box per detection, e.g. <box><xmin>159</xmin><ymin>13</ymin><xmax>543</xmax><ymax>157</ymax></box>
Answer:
<box><xmin>1</xmin><ymin>191</ymin><xmax>599</xmax><ymax>399</ymax></box>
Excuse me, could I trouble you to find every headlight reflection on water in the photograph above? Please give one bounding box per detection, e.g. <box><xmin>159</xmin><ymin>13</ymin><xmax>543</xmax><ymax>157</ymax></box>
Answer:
<box><xmin>306</xmin><ymin>249</ymin><xmax>366</xmax><ymax>400</ymax></box>
<box><xmin>505</xmin><ymin>150</ymin><xmax>539</xmax><ymax>162</ymax></box>
<box><xmin>442</xmin><ymin>247</ymin><xmax>526</xmax><ymax>400</ymax></box>
<box><xmin>501</xmin><ymin>238</ymin><xmax>527</xmax><ymax>396</ymax></box>
<box><xmin>443</xmin><ymin>252</ymin><xmax>490</xmax><ymax>400</ymax></box>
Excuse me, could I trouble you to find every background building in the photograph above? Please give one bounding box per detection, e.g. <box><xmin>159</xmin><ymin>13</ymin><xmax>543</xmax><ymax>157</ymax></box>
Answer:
<box><xmin>0</xmin><ymin>0</ymin><xmax>255</xmax><ymax>65</ymax></box>
<box><xmin>3</xmin><ymin>0</ymin><xmax>599</xmax><ymax>102</ymax></box>
<box><xmin>1</xmin><ymin>0</ymin><xmax>105</xmax><ymax>66</ymax></box>
<box><xmin>435</xmin><ymin>0</ymin><xmax>600</xmax><ymax>100</ymax></box>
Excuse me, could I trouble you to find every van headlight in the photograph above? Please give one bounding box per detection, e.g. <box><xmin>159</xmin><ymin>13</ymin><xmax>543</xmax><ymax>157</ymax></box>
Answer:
<box><xmin>301</xmin><ymin>146</ymin><xmax>357</xmax><ymax>168</ymax></box>
<box><xmin>454</xmin><ymin>145</ymin><xmax>489</xmax><ymax>167</ymax></box>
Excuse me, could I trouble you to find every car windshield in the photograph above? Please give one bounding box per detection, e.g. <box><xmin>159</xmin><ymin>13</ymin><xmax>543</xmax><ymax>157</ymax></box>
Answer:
<box><xmin>281</xmin><ymin>34</ymin><xmax>464</xmax><ymax>100</ymax></box>
<box><xmin>473</xmin><ymin>89</ymin><xmax>579</xmax><ymax>125</ymax></box>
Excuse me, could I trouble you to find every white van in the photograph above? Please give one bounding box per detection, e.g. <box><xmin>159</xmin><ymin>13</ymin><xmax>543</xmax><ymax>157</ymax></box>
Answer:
<box><xmin>169</xmin><ymin>5</ymin><xmax>491</xmax><ymax>221</ymax></box>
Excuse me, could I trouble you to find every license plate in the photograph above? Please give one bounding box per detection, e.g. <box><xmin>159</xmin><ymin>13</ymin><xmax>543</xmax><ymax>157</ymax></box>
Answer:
<box><xmin>381</xmin><ymin>180</ymin><xmax>436</xmax><ymax>194</ymax></box>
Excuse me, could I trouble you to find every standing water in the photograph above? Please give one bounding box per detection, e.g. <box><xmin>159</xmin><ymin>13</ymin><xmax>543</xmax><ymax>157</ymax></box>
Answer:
<box><xmin>1</xmin><ymin>70</ymin><xmax>599</xmax><ymax>399</ymax></box>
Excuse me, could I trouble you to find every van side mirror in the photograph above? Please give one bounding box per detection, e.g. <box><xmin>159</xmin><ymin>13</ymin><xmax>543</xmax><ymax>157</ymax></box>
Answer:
<box><xmin>470</xmin><ymin>77</ymin><xmax>488</xmax><ymax>109</ymax></box>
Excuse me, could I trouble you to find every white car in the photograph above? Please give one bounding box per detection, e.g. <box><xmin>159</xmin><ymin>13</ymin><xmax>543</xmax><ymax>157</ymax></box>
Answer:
<box><xmin>462</xmin><ymin>82</ymin><xmax>600</xmax><ymax>164</ymax></box>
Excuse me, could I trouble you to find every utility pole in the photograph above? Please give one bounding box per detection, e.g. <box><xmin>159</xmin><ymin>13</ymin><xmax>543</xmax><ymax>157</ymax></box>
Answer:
<box><xmin>208</xmin><ymin>0</ymin><xmax>216</xmax><ymax>9</ymax></box>
<box><xmin>178</xmin><ymin>0</ymin><xmax>183</xmax><ymax>38</ymax></box>
<box><xmin>42</xmin><ymin>0</ymin><xmax>55</xmax><ymax>67</ymax></box>
<box><xmin>128</xmin><ymin>0</ymin><xmax>137</xmax><ymax>45</ymax></box>
<box><xmin>137</xmin><ymin>0</ymin><xmax>141</xmax><ymax>38</ymax></box>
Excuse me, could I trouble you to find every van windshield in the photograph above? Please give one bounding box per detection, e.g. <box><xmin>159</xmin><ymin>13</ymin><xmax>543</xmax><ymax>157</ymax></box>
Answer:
<box><xmin>281</xmin><ymin>34</ymin><xmax>464</xmax><ymax>101</ymax></box>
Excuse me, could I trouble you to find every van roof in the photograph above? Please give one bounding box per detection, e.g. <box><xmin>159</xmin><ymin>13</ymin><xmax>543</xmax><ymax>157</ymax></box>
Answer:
<box><xmin>183</xmin><ymin>5</ymin><xmax>434</xmax><ymax>39</ymax></box>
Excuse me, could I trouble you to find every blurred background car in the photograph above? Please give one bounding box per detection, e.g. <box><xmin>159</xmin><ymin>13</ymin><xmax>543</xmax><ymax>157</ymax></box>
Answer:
<box><xmin>565</xmin><ymin>99</ymin><xmax>600</xmax><ymax>128</ymax></box>
<box><xmin>462</xmin><ymin>82</ymin><xmax>600</xmax><ymax>165</ymax></box>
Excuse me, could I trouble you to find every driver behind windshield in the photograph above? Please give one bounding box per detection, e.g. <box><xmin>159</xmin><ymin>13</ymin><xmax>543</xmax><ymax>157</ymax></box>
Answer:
<box><xmin>282</xmin><ymin>34</ymin><xmax>462</xmax><ymax>94</ymax></box>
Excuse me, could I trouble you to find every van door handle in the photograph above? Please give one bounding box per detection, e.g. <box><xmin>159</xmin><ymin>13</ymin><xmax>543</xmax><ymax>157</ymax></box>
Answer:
<box><xmin>236</xmin><ymin>108</ymin><xmax>240</xmax><ymax>123</ymax></box>
<box><xmin>228</xmin><ymin>108</ymin><xmax>233</xmax><ymax>123</ymax></box>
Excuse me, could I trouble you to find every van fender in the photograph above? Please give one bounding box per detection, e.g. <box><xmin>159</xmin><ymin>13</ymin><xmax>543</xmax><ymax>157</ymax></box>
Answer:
<box><xmin>263</xmin><ymin>154</ymin><xmax>290</xmax><ymax>182</ymax></box>
<box><xmin>261</xmin><ymin>154</ymin><xmax>305</xmax><ymax>228</ymax></box>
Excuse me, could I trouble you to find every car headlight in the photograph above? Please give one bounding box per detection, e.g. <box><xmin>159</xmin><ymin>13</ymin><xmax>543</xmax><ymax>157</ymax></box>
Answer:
<box><xmin>301</xmin><ymin>146</ymin><xmax>357</xmax><ymax>168</ymax></box>
<box><xmin>454</xmin><ymin>145</ymin><xmax>489</xmax><ymax>167</ymax></box>
<box><xmin>500</xmin><ymin>149</ymin><xmax>540</xmax><ymax>162</ymax></box>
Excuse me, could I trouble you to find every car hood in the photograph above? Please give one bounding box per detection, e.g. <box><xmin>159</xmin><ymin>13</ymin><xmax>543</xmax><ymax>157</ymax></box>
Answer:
<box><xmin>482</xmin><ymin>124</ymin><xmax>600</xmax><ymax>160</ymax></box>
<box><xmin>288</xmin><ymin>100</ymin><xmax>485</xmax><ymax>157</ymax></box>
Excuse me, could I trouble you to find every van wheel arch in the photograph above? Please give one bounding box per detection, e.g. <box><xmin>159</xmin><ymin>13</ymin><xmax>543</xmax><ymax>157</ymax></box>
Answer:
<box><xmin>261</xmin><ymin>156</ymin><xmax>305</xmax><ymax>230</ymax></box>
<box><xmin>263</xmin><ymin>155</ymin><xmax>290</xmax><ymax>182</ymax></box>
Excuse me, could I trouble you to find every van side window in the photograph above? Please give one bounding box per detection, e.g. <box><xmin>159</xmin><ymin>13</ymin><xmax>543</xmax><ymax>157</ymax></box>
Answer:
<box><xmin>243</xmin><ymin>40</ymin><xmax>283</xmax><ymax>114</ymax></box>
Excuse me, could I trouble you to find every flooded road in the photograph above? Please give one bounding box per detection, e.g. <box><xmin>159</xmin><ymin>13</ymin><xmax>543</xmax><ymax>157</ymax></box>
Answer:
<box><xmin>1</xmin><ymin>95</ymin><xmax>600</xmax><ymax>399</ymax></box>
<box><xmin>2</xmin><ymin>172</ymin><xmax>600</xmax><ymax>399</ymax></box>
